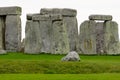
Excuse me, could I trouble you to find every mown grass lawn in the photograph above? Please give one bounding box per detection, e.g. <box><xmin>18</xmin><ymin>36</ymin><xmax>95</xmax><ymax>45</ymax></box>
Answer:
<box><xmin>0</xmin><ymin>53</ymin><xmax>120</xmax><ymax>79</ymax></box>
<box><xmin>0</xmin><ymin>73</ymin><xmax>120</xmax><ymax>80</ymax></box>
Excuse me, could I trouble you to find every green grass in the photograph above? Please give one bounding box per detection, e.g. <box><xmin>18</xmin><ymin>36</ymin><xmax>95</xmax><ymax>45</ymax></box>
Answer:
<box><xmin>0</xmin><ymin>53</ymin><xmax>120</xmax><ymax>74</ymax></box>
<box><xmin>0</xmin><ymin>53</ymin><xmax>120</xmax><ymax>79</ymax></box>
<box><xmin>0</xmin><ymin>73</ymin><xmax>120</xmax><ymax>80</ymax></box>
<box><xmin>0</xmin><ymin>52</ymin><xmax>120</xmax><ymax>62</ymax></box>
<box><xmin>0</xmin><ymin>52</ymin><xmax>63</xmax><ymax>61</ymax></box>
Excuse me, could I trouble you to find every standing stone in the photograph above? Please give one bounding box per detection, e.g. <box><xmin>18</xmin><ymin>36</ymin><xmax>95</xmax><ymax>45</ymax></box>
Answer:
<box><xmin>0</xmin><ymin>16</ymin><xmax>6</xmax><ymax>54</ymax></box>
<box><xmin>0</xmin><ymin>6</ymin><xmax>22</xmax><ymax>53</ymax></box>
<box><xmin>5</xmin><ymin>15</ymin><xmax>21</xmax><ymax>52</ymax></box>
<box><xmin>79</xmin><ymin>14</ymin><xmax>120</xmax><ymax>55</ymax></box>
<box><xmin>96</xmin><ymin>22</ymin><xmax>104</xmax><ymax>54</ymax></box>
<box><xmin>52</xmin><ymin>20</ymin><xmax>70</xmax><ymax>54</ymax></box>
<box><xmin>104</xmin><ymin>21</ymin><xmax>120</xmax><ymax>54</ymax></box>
<box><xmin>0</xmin><ymin>17</ymin><xmax>5</xmax><ymax>50</ymax></box>
<box><xmin>63</xmin><ymin>17</ymin><xmax>79</xmax><ymax>51</ymax></box>
<box><xmin>25</xmin><ymin>20</ymin><xmax>41</xmax><ymax>54</ymax></box>
<box><xmin>38</xmin><ymin>15</ymin><xmax>53</xmax><ymax>53</ymax></box>
<box><xmin>79</xmin><ymin>20</ymin><xmax>96</xmax><ymax>54</ymax></box>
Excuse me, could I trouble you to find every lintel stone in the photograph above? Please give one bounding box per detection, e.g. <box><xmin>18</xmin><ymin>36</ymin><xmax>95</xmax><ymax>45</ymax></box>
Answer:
<box><xmin>89</xmin><ymin>15</ymin><xmax>112</xmax><ymax>21</ymax></box>
<box><xmin>0</xmin><ymin>6</ymin><xmax>21</xmax><ymax>15</ymax></box>
<box><xmin>40</xmin><ymin>8</ymin><xmax>77</xmax><ymax>17</ymax></box>
<box><xmin>50</xmin><ymin>14</ymin><xmax>63</xmax><ymax>20</ymax></box>
<box><xmin>32</xmin><ymin>14</ymin><xmax>50</xmax><ymax>21</ymax></box>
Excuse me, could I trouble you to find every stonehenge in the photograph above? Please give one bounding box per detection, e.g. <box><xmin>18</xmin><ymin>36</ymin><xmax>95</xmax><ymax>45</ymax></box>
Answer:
<box><xmin>0</xmin><ymin>6</ymin><xmax>120</xmax><ymax>55</ymax></box>
<box><xmin>25</xmin><ymin>8</ymin><xmax>79</xmax><ymax>54</ymax></box>
<box><xmin>79</xmin><ymin>15</ymin><xmax>120</xmax><ymax>54</ymax></box>
<box><xmin>0</xmin><ymin>6</ymin><xmax>22</xmax><ymax>54</ymax></box>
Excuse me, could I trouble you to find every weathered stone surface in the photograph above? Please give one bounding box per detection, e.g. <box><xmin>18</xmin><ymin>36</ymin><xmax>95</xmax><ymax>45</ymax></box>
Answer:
<box><xmin>63</xmin><ymin>17</ymin><xmax>79</xmax><ymax>52</ymax></box>
<box><xmin>5</xmin><ymin>15</ymin><xmax>21</xmax><ymax>52</ymax></box>
<box><xmin>104</xmin><ymin>21</ymin><xmax>120</xmax><ymax>54</ymax></box>
<box><xmin>27</xmin><ymin>14</ymin><xmax>33</xmax><ymax>20</ymax></box>
<box><xmin>39</xmin><ymin>19</ymin><xmax>53</xmax><ymax>53</ymax></box>
<box><xmin>52</xmin><ymin>21</ymin><xmax>70</xmax><ymax>54</ymax></box>
<box><xmin>61</xmin><ymin>51</ymin><xmax>80</xmax><ymax>61</ymax></box>
<box><xmin>0</xmin><ymin>50</ymin><xmax>6</xmax><ymax>54</ymax></box>
<box><xmin>32</xmin><ymin>14</ymin><xmax>50</xmax><ymax>21</ymax></box>
<box><xmin>0</xmin><ymin>6</ymin><xmax>21</xmax><ymax>15</ymax></box>
<box><xmin>19</xmin><ymin>38</ymin><xmax>25</xmax><ymax>52</ymax></box>
<box><xmin>79</xmin><ymin>20</ymin><xmax>96</xmax><ymax>54</ymax></box>
<box><xmin>0</xmin><ymin>16</ymin><xmax>5</xmax><ymax>50</ymax></box>
<box><xmin>62</xmin><ymin>8</ymin><xmax>77</xmax><ymax>17</ymax></box>
<box><xmin>50</xmin><ymin>14</ymin><xmax>63</xmax><ymax>20</ymax></box>
<box><xmin>25</xmin><ymin>20</ymin><xmax>41</xmax><ymax>54</ymax></box>
<box><xmin>96</xmin><ymin>22</ymin><xmax>105</xmax><ymax>54</ymax></box>
<box><xmin>40</xmin><ymin>8</ymin><xmax>77</xmax><ymax>17</ymax></box>
<box><xmin>32</xmin><ymin>14</ymin><xmax>62</xmax><ymax>21</ymax></box>
<box><xmin>89</xmin><ymin>15</ymin><xmax>112</xmax><ymax>21</ymax></box>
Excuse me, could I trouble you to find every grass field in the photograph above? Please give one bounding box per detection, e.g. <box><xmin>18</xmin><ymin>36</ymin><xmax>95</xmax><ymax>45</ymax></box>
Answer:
<box><xmin>0</xmin><ymin>73</ymin><xmax>120</xmax><ymax>80</ymax></box>
<box><xmin>0</xmin><ymin>53</ymin><xmax>120</xmax><ymax>79</ymax></box>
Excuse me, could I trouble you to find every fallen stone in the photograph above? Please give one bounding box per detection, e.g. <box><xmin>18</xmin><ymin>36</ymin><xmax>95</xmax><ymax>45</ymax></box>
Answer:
<box><xmin>0</xmin><ymin>6</ymin><xmax>21</xmax><ymax>15</ymax></box>
<box><xmin>5</xmin><ymin>15</ymin><xmax>21</xmax><ymax>52</ymax></box>
<box><xmin>89</xmin><ymin>15</ymin><xmax>112</xmax><ymax>21</ymax></box>
<box><xmin>61</xmin><ymin>51</ymin><xmax>80</xmax><ymax>61</ymax></box>
<box><xmin>79</xmin><ymin>20</ymin><xmax>96</xmax><ymax>54</ymax></box>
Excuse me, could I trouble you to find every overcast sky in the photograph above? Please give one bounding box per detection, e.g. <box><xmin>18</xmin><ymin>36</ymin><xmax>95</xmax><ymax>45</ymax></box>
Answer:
<box><xmin>0</xmin><ymin>0</ymin><xmax>120</xmax><ymax>39</ymax></box>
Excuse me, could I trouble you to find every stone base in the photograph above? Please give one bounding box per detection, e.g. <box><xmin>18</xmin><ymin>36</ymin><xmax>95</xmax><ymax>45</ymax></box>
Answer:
<box><xmin>0</xmin><ymin>50</ymin><xmax>7</xmax><ymax>54</ymax></box>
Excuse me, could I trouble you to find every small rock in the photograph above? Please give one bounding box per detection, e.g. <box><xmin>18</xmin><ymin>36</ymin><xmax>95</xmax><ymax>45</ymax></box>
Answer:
<box><xmin>61</xmin><ymin>51</ymin><xmax>80</xmax><ymax>61</ymax></box>
<box><xmin>0</xmin><ymin>50</ymin><xmax>7</xmax><ymax>54</ymax></box>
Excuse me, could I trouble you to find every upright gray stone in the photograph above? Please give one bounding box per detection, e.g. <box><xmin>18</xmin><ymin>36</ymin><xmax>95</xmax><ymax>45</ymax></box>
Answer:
<box><xmin>96</xmin><ymin>22</ymin><xmax>105</xmax><ymax>54</ymax></box>
<box><xmin>5</xmin><ymin>15</ymin><xmax>21</xmax><ymax>52</ymax></box>
<box><xmin>79</xmin><ymin>14</ymin><xmax>120</xmax><ymax>55</ymax></box>
<box><xmin>104</xmin><ymin>21</ymin><xmax>120</xmax><ymax>54</ymax></box>
<box><xmin>89</xmin><ymin>15</ymin><xmax>112</xmax><ymax>21</ymax></box>
<box><xmin>63</xmin><ymin>17</ymin><xmax>79</xmax><ymax>51</ymax></box>
<box><xmin>0</xmin><ymin>17</ymin><xmax>5</xmax><ymax>50</ymax></box>
<box><xmin>25</xmin><ymin>20</ymin><xmax>41</xmax><ymax>54</ymax></box>
<box><xmin>0</xmin><ymin>16</ymin><xmax>6</xmax><ymax>54</ymax></box>
<box><xmin>52</xmin><ymin>20</ymin><xmax>70</xmax><ymax>54</ymax></box>
<box><xmin>38</xmin><ymin>15</ymin><xmax>53</xmax><ymax>53</ymax></box>
<box><xmin>79</xmin><ymin>20</ymin><xmax>96</xmax><ymax>54</ymax></box>
<box><xmin>0</xmin><ymin>6</ymin><xmax>22</xmax><ymax>53</ymax></box>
